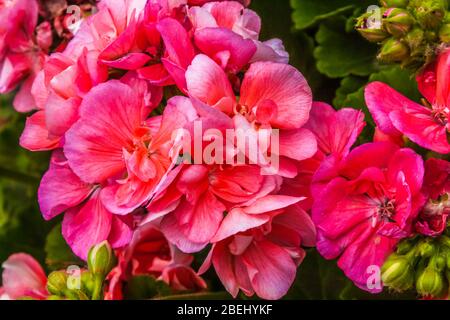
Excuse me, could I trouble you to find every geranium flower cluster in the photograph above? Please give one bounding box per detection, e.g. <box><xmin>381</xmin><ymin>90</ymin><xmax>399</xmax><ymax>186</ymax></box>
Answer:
<box><xmin>0</xmin><ymin>0</ymin><xmax>448</xmax><ymax>301</ymax></box>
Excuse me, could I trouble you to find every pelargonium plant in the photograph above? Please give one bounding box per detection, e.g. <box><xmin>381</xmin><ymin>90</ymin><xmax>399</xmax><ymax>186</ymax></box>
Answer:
<box><xmin>0</xmin><ymin>0</ymin><xmax>448</xmax><ymax>301</ymax></box>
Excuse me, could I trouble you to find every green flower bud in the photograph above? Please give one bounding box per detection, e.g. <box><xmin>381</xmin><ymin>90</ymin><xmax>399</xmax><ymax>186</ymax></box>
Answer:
<box><xmin>396</xmin><ymin>239</ymin><xmax>414</xmax><ymax>255</ymax></box>
<box><xmin>47</xmin><ymin>271</ymin><xmax>68</xmax><ymax>296</ymax></box>
<box><xmin>384</xmin><ymin>8</ymin><xmax>415</xmax><ymax>37</ymax></box>
<box><xmin>416</xmin><ymin>266</ymin><xmax>447</xmax><ymax>298</ymax></box>
<box><xmin>378</xmin><ymin>38</ymin><xmax>410</xmax><ymax>61</ymax></box>
<box><xmin>356</xmin><ymin>12</ymin><xmax>390</xmax><ymax>42</ymax></box>
<box><xmin>404</xmin><ymin>27</ymin><xmax>425</xmax><ymax>51</ymax></box>
<box><xmin>440</xmin><ymin>23</ymin><xmax>450</xmax><ymax>42</ymax></box>
<box><xmin>380</xmin><ymin>0</ymin><xmax>409</xmax><ymax>8</ymax></box>
<box><xmin>357</xmin><ymin>26</ymin><xmax>391</xmax><ymax>42</ymax></box>
<box><xmin>410</xmin><ymin>0</ymin><xmax>447</xmax><ymax>29</ymax></box>
<box><xmin>87</xmin><ymin>241</ymin><xmax>115</xmax><ymax>277</ymax></box>
<box><xmin>418</xmin><ymin>241</ymin><xmax>436</xmax><ymax>258</ymax></box>
<box><xmin>47</xmin><ymin>295</ymin><xmax>64</xmax><ymax>300</ymax></box>
<box><xmin>381</xmin><ymin>255</ymin><xmax>414</xmax><ymax>291</ymax></box>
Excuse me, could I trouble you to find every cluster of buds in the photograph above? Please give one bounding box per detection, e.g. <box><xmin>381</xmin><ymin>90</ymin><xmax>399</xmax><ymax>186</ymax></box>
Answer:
<box><xmin>46</xmin><ymin>241</ymin><xmax>115</xmax><ymax>300</ymax></box>
<box><xmin>382</xmin><ymin>229</ymin><xmax>450</xmax><ymax>299</ymax></box>
<box><xmin>356</xmin><ymin>0</ymin><xmax>450</xmax><ymax>69</ymax></box>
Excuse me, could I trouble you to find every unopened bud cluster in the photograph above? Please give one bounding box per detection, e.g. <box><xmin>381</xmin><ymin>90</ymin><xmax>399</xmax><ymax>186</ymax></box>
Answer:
<box><xmin>381</xmin><ymin>228</ymin><xmax>450</xmax><ymax>299</ymax></box>
<box><xmin>45</xmin><ymin>241</ymin><xmax>115</xmax><ymax>300</ymax></box>
<box><xmin>356</xmin><ymin>0</ymin><xmax>450</xmax><ymax>68</ymax></box>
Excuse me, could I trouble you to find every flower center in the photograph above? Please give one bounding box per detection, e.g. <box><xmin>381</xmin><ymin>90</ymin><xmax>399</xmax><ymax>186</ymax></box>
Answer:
<box><xmin>378</xmin><ymin>199</ymin><xmax>396</xmax><ymax>222</ymax></box>
<box><xmin>432</xmin><ymin>105</ymin><xmax>449</xmax><ymax>127</ymax></box>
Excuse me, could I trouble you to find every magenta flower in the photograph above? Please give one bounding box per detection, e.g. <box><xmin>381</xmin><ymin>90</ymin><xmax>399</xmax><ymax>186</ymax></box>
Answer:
<box><xmin>312</xmin><ymin>142</ymin><xmax>425</xmax><ymax>292</ymax></box>
<box><xmin>365</xmin><ymin>48</ymin><xmax>450</xmax><ymax>154</ymax></box>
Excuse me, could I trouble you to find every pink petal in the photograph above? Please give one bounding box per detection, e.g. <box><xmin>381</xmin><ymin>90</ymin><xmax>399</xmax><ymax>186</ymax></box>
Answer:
<box><xmin>64</xmin><ymin>81</ymin><xmax>144</xmax><ymax>183</ymax></box>
<box><xmin>365</xmin><ymin>82</ymin><xmax>411</xmax><ymax>135</ymax></box>
<box><xmin>243</xmin><ymin>240</ymin><xmax>297</xmax><ymax>300</ymax></box>
<box><xmin>194</xmin><ymin>27</ymin><xmax>257</xmax><ymax>72</ymax></box>
<box><xmin>20</xmin><ymin>111</ymin><xmax>61</xmax><ymax>151</ymax></box>
<box><xmin>240</xmin><ymin>62</ymin><xmax>312</xmax><ymax>129</ymax></box>
<box><xmin>62</xmin><ymin>190</ymin><xmax>113</xmax><ymax>260</ymax></box>
<box><xmin>186</xmin><ymin>54</ymin><xmax>235</xmax><ymax>111</ymax></box>
<box><xmin>279</xmin><ymin>128</ymin><xmax>317</xmax><ymax>161</ymax></box>
<box><xmin>387</xmin><ymin>148</ymin><xmax>424</xmax><ymax>195</ymax></box>
<box><xmin>13</xmin><ymin>75</ymin><xmax>36</xmax><ymax>112</ymax></box>
<box><xmin>1</xmin><ymin>253</ymin><xmax>47</xmax><ymax>300</ymax></box>
<box><xmin>389</xmin><ymin>106</ymin><xmax>450</xmax><ymax>154</ymax></box>
<box><xmin>38</xmin><ymin>159</ymin><xmax>93</xmax><ymax>221</ymax></box>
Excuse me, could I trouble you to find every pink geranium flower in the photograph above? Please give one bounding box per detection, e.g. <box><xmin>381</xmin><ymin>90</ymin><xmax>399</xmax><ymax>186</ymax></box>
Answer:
<box><xmin>186</xmin><ymin>54</ymin><xmax>317</xmax><ymax>175</ymax></box>
<box><xmin>415</xmin><ymin>158</ymin><xmax>450</xmax><ymax>237</ymax></box>
<box><xmin>199</xmin><ymin>199</ymin><xmax>315</xmax><ymax>300</ymax></box>
<box><xmin>0</xmin><ymin>253</ymin><xmax>48</xmax><ymax>300</ymax></box>
<box><xmin>280</xmin><ymin>101</ymin><xmax>365</xmax><ymax>210</ymax></box>
<box><xmin>38</xmin><ymin>79</ymin><xmax>192</xmax><ymax>258</ymax></box>
<box><xmin>365</xmin><ymin>48</ymin><xmax>450</xmax><ymax>154</ymax></box>
<box><xmin>147</xmin><ymin>163</ymin><xmax>283</xmax><ymax>253</ymax></box>
<box><xmin>189</xmin><ymin>1</ymin><xmax>288</xmax><ymax>72</ymax></box>
<box><xmin>105</xmin><ymin>223</ymin><xmax>206</xmax><ymax>300</ymax></box>
<box><xmin>312</xmin><ymin>142</ymin><xmax>425</xmax><ymax>292</ymax></box>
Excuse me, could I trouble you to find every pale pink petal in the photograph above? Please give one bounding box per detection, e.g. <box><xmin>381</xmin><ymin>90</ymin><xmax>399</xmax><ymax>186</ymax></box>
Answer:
<box><xmin>20</xmin><ymin>111</ymin><xmax>61</xmax><ymax>151</ymax></box>
<box><xmin>240</xmin><ymin>62</ymin><xmax>312</xmax><ymax>129</ymax></box>
<box><xmin>1</xmin><ymin>253</ymin><xmax>47</xmax><ymax>300</ymax></box>
<box><xmin>279</xmin><ymin>128</ymin><xmax>317</xmax><ymax>161</ymax></box>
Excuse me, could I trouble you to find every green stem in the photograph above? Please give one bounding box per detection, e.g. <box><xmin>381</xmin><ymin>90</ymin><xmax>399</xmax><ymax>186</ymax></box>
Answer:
<box><xmin>91</xmin><ymin>275</ymin><xmax>104</xmax><ymax>300</ymax></box>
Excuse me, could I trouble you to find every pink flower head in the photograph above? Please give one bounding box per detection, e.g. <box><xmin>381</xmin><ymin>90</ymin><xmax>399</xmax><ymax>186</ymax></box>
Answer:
<box><xmin>1</xmin><ymin>253</ymin><xmax>48</xmax><ymax>300</ymax></box>
<box><xmin>365</xmin><ymin>48</ymin><xmax>450</xmax><ymax>154</ymax></box>
<box><xmin>312</xmin><ymin>142</ymin><xmax>425</xmax><ymax>292</ymax></box>
<box><xmin>199</xmin><ymin>200</ymin><xmax>315</xmax><ymax>300</ymax></box>
<box><xmin>105</xmin><ymin>223</ymin><xmax>206</xmax><ymax>300</ymax></box>
<box><xmin>186</xmin><ymin>54</ymin><xmax>316</xmax><ymax>175</ymax></box>
<box><xmin>189</xmin><ymin>1</ymin><xmax>288</xmax><ymax>72</ymax></box>
<box><xmin>281</xmin><ymin>101</ymin><xmax>365</xmax><ymax>210</ymax></box>
<box><xmin>415</xmin><ymin>158</ymin><xmax>450</xmax><ymax>237</ymax></box>
<box><xmin>148</xmin><ymin>163</ymin><xmax>283</xmax><ymax>253</ymax></box>
<box><xmin>0</xmin><ymin>0</ymin><xmax>51</xmax><ymax>111</ymax></box>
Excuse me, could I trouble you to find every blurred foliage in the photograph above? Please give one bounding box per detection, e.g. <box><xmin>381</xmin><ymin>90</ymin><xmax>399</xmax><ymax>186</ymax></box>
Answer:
<box><xmin>0</xmin><ymin>0</ymin><xmax>427</xmax><ymax>299</ymax></box>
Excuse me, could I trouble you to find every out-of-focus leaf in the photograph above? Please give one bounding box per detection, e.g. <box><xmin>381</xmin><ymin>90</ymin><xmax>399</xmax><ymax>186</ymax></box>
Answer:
<box><xmin>314</xmin><ymin>18</ymin><xmax>378</xmax><ymax>78</ymax></box>
<box><xmin>290</xmin><ymin>0</ymin><xmax>355</xmax><ymax>30</ymax></box>
<box><xmin>125</xmin><ymin>275</ymin><xmax>172</xmax><ymax>300</ymax></box>
<box><xmin>334</xmin><ymin>76</ymin><xmax>367</xmax><ymax>108</ymax></box>
<box><xmin>45</xmin><ymin>223</ymin><xmax>82</xmax><ymax>271</ymax></box>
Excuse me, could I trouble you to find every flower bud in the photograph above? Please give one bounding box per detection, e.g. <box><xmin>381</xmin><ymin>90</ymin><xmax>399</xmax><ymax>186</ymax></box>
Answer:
<box><xmin>357</xmin><ymin>26</ymin><xmax>390</xmax><ymax>42</ymax></box>
<box><xmin>404</xmin><ymin>27</ymin><xmax>425</xmax><ymax>51</ymax></box>
<box><xmin>410</xmin><ymin>0</ymin><xmax>447</xmax><ymax>29</ymax></box>
<box><xmin>378</xmin><ymin>38</ymin><xmax>410</xmax><ymax>61</ymax></box>
<box><xmin>87</xmin><ymin>241</ymin><xmax>114</xmax><ymax>277</ymax></box>
<box><xmin>47</xmin><ymin>271</ymin><xmax>68</xmax><ymax>296</ymax></box>
<box><xmin>380</xmin><ymin>0</ymin><xmax>409</xmax><ymax>8</ymax></box>
<box><xmin>396</xmin><ymin>239</ymin><xmax>414</xmax><ymax>255</ymax></box>
<box><xmin>381</xmin><ymin>255</ymin><xmax>414</xmax><ymax>291</ymax></box>
<box><xmin>416</xmin><ymin>266</ymin><xmax>446</xmax><ymax>298</ymax></box>
<box><xmin>384</xmin><ymin>8</ymin><xmax>415</xmax><ymax>37</ymax></box>
<box><xmin>418</xmin><ymin>241</ymin><xmax>436</xmax><ymax>258</ymax></box>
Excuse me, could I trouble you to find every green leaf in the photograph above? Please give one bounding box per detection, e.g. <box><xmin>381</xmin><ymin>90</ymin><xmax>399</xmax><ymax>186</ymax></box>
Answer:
<box><xmin>314</xmin><ymin>18</ymin><xmax>378</xmax><ymax>78</ymax></box>
<box><xmin>45</xmin><ymin>223</ymin><xmax>82</xmax><ymax>271</ymax></box>
<box><xmin>290</xmin><ymin>0</ymin><xmax>355</xmax><ymax>30</ymax></box>
<box><xmin>334</xmin><ymin>76</ymin><xmax>367</xmax><ymax>108</ymax></box>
